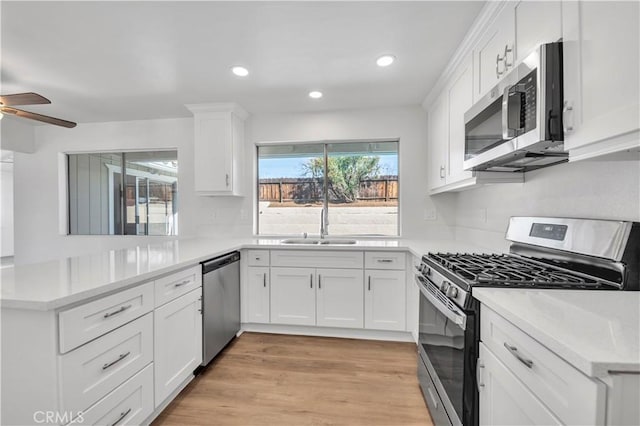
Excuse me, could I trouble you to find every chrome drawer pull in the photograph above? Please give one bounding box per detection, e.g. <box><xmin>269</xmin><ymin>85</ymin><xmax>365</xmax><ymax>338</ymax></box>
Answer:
<box><xmin>109</xmin><ymin>408</ymin><xmax>132</xmax><ymax>426</ymax></box>
<box><xmin>174</xmin><ymin>279</ymin><xmax>191</xmax><ymax>287</ymax></box>
<box><xmin>103</xmin><ymin>304</ymin><xmax>132</xmax><ymax>318</ymax></box>
<box><xmin>504</xmin><ymin>342</ymin><xmax>533</xmax><ymax>368</ymax></box>
<box><xmin>102</xmin><ymin>351</ymin><xmax>131</xmax><ymax>370</ymax></box>
<box><xmin>263</xmin><ymin>273</ymin><xmax>267</xmax><ymax>287</ymax></box>
<box><xmin>377</xmin><ymin>259</ymin><xmax>393</xmax><ymax>263</ymax></box>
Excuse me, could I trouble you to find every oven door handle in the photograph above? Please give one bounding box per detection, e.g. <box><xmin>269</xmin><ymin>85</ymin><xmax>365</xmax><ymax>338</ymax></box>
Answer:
<box><xmin>415</xmin><ymin>275</ymin><xmax>467</xmax><ymax>330</ymax></box>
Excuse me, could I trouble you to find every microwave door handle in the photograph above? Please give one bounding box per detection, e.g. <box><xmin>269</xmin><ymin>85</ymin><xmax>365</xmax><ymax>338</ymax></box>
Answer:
<box><xmin>501</xmin><ymin>85</ymin><xmax>515</xmax><ymax>140</ymax></box>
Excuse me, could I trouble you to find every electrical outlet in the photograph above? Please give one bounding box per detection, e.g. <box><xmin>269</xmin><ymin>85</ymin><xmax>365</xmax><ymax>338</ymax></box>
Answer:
<box><xmin>424</xmin><ymin>208</ymin><xmax>437</xmax><ymax>221</ymax></box>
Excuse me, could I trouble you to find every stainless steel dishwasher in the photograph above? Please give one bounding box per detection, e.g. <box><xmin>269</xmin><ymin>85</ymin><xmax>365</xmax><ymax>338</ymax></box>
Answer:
<box><xmin>201</xmin><ymin>251</ymin><xmax>240</xmax><ymax>366</ymax></box>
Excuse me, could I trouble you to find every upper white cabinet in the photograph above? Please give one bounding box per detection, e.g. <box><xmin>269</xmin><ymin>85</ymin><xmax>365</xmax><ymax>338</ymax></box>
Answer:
<box><xmin>474</xmin><ymin>2</ymin><xmax>516</xmax><ymax>100</ymax></box>
<box><xmin>514</xmin><ymin>1</ymin><xmax>561</xmax><ymax>61</ymax></box>
<box><xmin>185</xmin><ymin>103</ymin><xmax>249</xmax><ymax>196</ymax></box>
<box><xmin>447</xmin><ymin>56</ymin><xmax>475</xmax><ymax>184</ymax></box>
<box><xmin>562</xmin><ymin>1</ymin><xmax>640</xmax><ymax>160</ymax></box>
<box><xmin>427</xmin><ymin>92</ymin><xmax>448</xmax><ymax>190</ymax></box>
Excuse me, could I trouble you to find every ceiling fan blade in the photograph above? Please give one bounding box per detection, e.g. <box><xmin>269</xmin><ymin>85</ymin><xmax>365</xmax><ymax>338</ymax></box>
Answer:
<box><xmin>1</xmin><ymin>107</ymin><xmax>76</xmax><ymax>128</ymax></box>
<box><xmin>0</xmin><ymin>92</ymin><xmax>51</xmax><ymax>106</ymax></box>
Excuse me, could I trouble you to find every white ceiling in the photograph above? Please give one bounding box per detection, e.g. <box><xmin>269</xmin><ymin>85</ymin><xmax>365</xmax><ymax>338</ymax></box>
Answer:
<box><xmin>1</xmin><ymin>1</ymin><xmax>484</xmax><ymax>124</ymax></box>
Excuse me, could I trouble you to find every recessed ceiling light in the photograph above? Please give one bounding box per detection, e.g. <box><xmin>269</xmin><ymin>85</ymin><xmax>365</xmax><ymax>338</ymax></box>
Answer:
<box><xmin>309</xmin><ymin>91</ymin><xmax>323</xmax><ymax>99</ymax></box>
<box><xmin>231</xmin><ymin>66</ymin><xmax>249</xmax><ymax>77</ymax></box>
<box><xmin>376</xmin><ymin>55</ymin><xmax>396</xmax><ymax>67</ymax></box>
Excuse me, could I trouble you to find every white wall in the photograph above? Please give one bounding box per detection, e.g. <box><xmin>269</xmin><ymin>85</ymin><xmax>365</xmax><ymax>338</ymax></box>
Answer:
<box><xmin>1</xmin><ymin>162</ymin><xmax>14</xmax><ymax>257</ymax></box>
<box><xmin>14</xmin><ymin>118</ymin><xmax>196</xmax><ymax>264</ymax></box>
<box><xmin>449</xmin><ymin>159</ymin><xmax>640</xmax><ymax>251</ymax></box>
<box><xmin>0</xmin><ymin>118</ymin><xmax>35</xmax><ymax>153</ymax></box>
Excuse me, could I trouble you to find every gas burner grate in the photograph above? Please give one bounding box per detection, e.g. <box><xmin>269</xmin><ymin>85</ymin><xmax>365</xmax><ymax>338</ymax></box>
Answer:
<box><xmin>426</xmin><ymin>252</ymin><xmax>603</xmax><ymax>288</ymax></box>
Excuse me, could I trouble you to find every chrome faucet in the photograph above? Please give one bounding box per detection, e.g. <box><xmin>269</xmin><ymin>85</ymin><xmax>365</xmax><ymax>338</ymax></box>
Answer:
<box><xmin>320</xmin><ymin>208</ymin><xmax>329</xmax><ymax>239</ymax></box>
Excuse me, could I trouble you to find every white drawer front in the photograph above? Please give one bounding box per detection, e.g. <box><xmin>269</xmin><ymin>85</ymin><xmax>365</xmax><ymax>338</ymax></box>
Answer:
<box><xmin>481</xmin><ymin>306</ymin><xmax>606</xmax><ymax>425</ymax></box>
<box><xmin>365</xmin><ymin>251</ymin><xmax>406</xmax><ymax>270</ymax></box>
<box><xmin>59</xmin><ymin>282</ymin><xmax>154</xmax><ymax>354</ymax></box>
<box><xmin>77</xmin><ymin>363</ymin><xmax>154</xmax><ymax>426</ymax></box>
<box><xmin>271</xmin><ymin>250</ymin><xmax>363</xmax><ymax>269</ymax></box>
<box><xmin>247</xmin><ymin>250</ymin><xmax>270</xmax><ymax>267</ymax></box>
<box><xmin>59</xmin><ymin>313</ymin><xmax>153</xmax><ymax>414</ymax></box>
<box><xmin>154</xmin><ymin>265</ymin><xmax>201</xmax><ymax>307</ymax></box>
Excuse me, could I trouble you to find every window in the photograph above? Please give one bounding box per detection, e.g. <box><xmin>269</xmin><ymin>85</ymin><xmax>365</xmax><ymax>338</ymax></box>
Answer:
<box><xmin>67</xmin><ymin>151</ymin><xmax>178</xmax><ymax>235</ymax></box>
<box><xmin>257</xmin><ymin>140</ymin><xmax>399</xmax><ymax>236</ymax></box>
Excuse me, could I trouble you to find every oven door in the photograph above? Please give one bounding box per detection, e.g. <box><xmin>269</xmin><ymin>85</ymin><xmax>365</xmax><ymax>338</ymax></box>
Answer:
<box><xmin>416</xmin><ymin>274</ymin><xmax>476</xmax><ymax>426</ymax></box>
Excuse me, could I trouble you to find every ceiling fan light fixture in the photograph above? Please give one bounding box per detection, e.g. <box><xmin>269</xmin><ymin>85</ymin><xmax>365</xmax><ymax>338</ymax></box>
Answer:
<box><xmin>309</xmin><ymin>91</ymin><xmax>323</xmax><ymax>99</ymax></box>
<box><xmin>231</xmin><ymin>66</ymin><xmax>249</xmax><ymax>77</ymax></box>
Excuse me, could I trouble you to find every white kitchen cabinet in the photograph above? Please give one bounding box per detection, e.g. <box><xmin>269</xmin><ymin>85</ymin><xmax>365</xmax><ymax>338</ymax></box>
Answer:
<box><xmin>474</xmin><ymin>2</ymin><xmax>516</xmax><ymax>100</ymax></box>
<box><xmin>478</xmin><ymin>343</ymin><xmax>562</xmax><ymax>426</ymax></box>
<box><xmin>270</xmin><ymin>267</ymin><xmax>316</xmax><ymax>326</ymax></box>
<box><xmin>514</xmin><ymin>0</ymin><xmax>561</xmax><ymax>61</ymax></box>
<box><xmin>364</xmin><ymin>269</ymin><xmax>406</xmax><ymax>331</ymax></box>
<box><xmin>447</xmin><ymin>54</ymin><xmax>474</xmax><ymax>183</ymax></box>
<box><xmin>246</xmin><ymin>266</ymin><xmax>270</xmax><ymax>324</ymax></box>
<box><xmin>562</xmin><ymin>0</ymin><xmax>640</xmax><ymax>160</ymax></box>
<box><xmin>428</xmin><ymin>91</ymin><xmax>448</xmax><ymax>190</ymax></box>
<box><xmin>316</xmin><ymin>268</ymin><xmax>364</xmax><ymax>328</ymax></box>
<box><xmin>154</xmin><ymin>288</ymin><xmax>203</xmax><ymax>407</ymax></box>
<box><xmin>185</xmin><ymin>103</ymin><xmax>249</xmax><ymax>196</ymax></box>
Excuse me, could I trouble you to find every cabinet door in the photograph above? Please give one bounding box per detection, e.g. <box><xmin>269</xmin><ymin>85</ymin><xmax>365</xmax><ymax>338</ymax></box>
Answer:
<box><xmin>562</xmin><ymin>1</ymin><xmax>640</xmax><ymax>154</ymax></box>
<box><xmin>270</xmin><ymin>267</ymin><xmax>316</xmax><ymax>326</ymax></box>
<box><xmin>428</xmin><ymin>92</ymin><xmax>448</xmax><ymax>191</ymax></box>
<box><xmin>474</xmin><ymin>2</ymin><xmax>516</xmax><ymax>99</ymax></box>
<box><xmin>246</xmin><ymin>266</ymin><xmax>270</xmax><ymax>324</ymax></box>
<box><xmin>364</xmin><ymin>270</ymin><xmax>406</xmax><ymax>331</ymax></box>
<box><xmin>194</xmin><ymin>113</ymin><xmax>232</xmax><ymax>193</ymax></box>
<box><xmin>478</xmin><ymin>343</ymin><xmax>561</xmax><ymax>426</ymax></box>
<box><xmin>515</xmin><ymin>0</ymin><xmax>561</xmax><ymax>61</ymax></box>
<box><xmin>316</xmin><ymin>268</ymin><xmax>364</xmax><ymax>329</ymax></box>
<box><xmin>447</xmin><ymin>54</ymin><xmax>474</xmax><ymax>184</ymax></box>
<box><xmin>154</xmin><ymin>288</ymin><xmax>202</xmax><ymax>407</ymax></box>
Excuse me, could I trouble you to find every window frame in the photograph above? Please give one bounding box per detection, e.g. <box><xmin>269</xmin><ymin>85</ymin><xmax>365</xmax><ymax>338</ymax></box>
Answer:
<box><xmin>64</xmin><ymin>148</ymin><xmax>179</xmax><ymax>236</ymax></box>
<box><xmin>255</xmin><ymin>138</ymin><xmax>400</xmax><ymax>238</ymax></box>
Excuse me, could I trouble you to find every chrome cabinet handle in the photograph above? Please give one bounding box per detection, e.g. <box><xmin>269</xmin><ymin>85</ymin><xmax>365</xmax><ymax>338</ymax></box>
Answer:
<box><xmin>102</xmin><ymin>351</ymin><xmax>131</xmax><ymax>370</ymax></box>
<box><xmin>103</xmin><ymin>304</ymin><xmax>132</xmax><ymax>319</ymax></box>
<box><xmin>310</xmin><ymin>274</ymin><xmax>313</xmax><ymax>289</ymax></box>
<box><xmin>503</xmin><ymin>44</ymin><xmax>513</xmax><ymax>69</ymax></box>
<box><xmin>109</xmin><ymin>408</ymin><xmax>132</xmax><ymax>426</ymax></box>
<box><xmin>174</xmin><ymin>279</ymin><xmax>190</xmax><ymax>287</ymax></box>
<box><xmin>318</xmin><ymin>274</ymin><xmax>322</xmax><ymax>289</ymax></box>
<box><xmin>368</xmin><ymin>276</ymin><xmax>371</xmax><ymax>291</ymax></box>
<box><xmin>563</xmin><ymin>101</ymin><xmax>574</xmax><ymax>133</ymax></box>
<box><xmin>496</xmin><ymin>53</ymin><xmax>504</xmax><ymax>77</ymax></box>
<box><xmin>476</xmin><ymin>359</ymin><xmax>485</xmax><ymax>392</ymax></box>
<box><xmin>439</xmin><ymin>165</ymin><xmax>445</xmax><ymax>179</ymax></box>
<box><xmin>426</xmin><ymin>386</ymin><xmax>439</xmax><ymax>409</ymax></box>
<box><xmin>377</xmin><ymin>259</ymin><xmax>393</xmax><ymax>263</ymax></box>
<box><xmin>504</xmin><ymin>342</ymin><xmax>533</xmax><ymax>368</ymax></box>
<box><xmin>225</xmin><ymin>173</ymin><xmax>230</xmax><ymax>187</ymax></box>
<box><xmin>263</xmin><ymin>273</ymin><xmax>267</xmax><ymax>287</ymax></box>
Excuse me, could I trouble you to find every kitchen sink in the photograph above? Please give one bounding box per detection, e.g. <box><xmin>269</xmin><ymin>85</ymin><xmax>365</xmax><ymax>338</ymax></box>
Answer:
<box><xmin>280</xmin><ymin>238</ymin><xmax>357</xmax><ymax>245</ymax></box>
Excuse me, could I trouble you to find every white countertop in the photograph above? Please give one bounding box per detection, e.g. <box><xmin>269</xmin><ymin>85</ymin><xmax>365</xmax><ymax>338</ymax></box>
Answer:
<box><xmin>1</xmin><ymin>237</ymin><xmax>490</xmax><ymax>311</ymax></box>
<box><xmin>473</xmin><ymin>288</ymin><xmax>640</xmax><ymax>377</ymax></box>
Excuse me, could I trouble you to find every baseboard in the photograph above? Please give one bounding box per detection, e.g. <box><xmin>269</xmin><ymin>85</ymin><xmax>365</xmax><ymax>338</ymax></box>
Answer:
<box><xmin>242</xmin><ymin>323</ymin><xmax>415</xmax><ymax>343</ymax></box>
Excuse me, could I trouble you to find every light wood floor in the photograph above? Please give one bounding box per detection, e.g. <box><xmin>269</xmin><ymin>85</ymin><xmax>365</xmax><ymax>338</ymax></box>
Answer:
<box><xmin>152</xmin><ymin>332</ymin><xmax>433</xmax><ymax>425</ymax></box>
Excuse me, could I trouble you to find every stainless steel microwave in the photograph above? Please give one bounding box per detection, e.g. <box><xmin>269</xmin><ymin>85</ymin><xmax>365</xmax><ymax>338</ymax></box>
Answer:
<box><xmin>463</xmin><ymin>42</ymin><xmax>566</xmax><ymax>172</ymax></box>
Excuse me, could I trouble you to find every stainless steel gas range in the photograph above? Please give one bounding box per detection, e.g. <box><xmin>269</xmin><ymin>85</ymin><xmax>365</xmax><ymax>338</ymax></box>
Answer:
<box><xmin>414</xmin><ymin>217</ymin><xmax>639</xmax><ymax>426</ymax></box>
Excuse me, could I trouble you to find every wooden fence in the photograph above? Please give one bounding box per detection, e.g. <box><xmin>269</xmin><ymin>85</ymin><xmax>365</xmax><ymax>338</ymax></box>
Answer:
<box><xmin>259</xmin><ymin>176</ymin><xmax>398</xmax><ymax>203</ymax></box>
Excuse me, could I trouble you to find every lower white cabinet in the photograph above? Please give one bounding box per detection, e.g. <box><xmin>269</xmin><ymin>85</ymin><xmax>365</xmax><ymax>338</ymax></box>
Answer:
<box><xmin>478</xmin><ymin>342</ymin><xmax>562</xmax><ymax>426</ymax></box>
<box><xmin>364</xmin><ymin>270</ymin><xmax>406</xmax><ymax>331</ymax></box>
<box><xmin>246</xmin><ymin>266</ymin><xmax>270</xmax><ymax>324</ymax></box>
<box><xmin>270</xmin><ymin>267</ymin><xmax>316</xmax><ymax>325</ymax></box>
<box><xmin>316</xmin><ymin>268</ymin><xmax>364</xmax><ymax>328</ymax></box>
<box><xmin>78</xmin><ymin>363</ymin><xmax>154</xmax><ymax>426</ymax></box>
<box><xmin>154</xmin><ymin>287</ymin><xmax>203</xmax><ymax>407</ymax></box>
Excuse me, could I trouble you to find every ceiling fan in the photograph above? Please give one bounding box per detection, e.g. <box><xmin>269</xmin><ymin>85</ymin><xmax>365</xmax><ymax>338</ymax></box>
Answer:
<box><xmin>0</xmin><ymin>92</ymin><xmax>76</xmax><ymax>128</ymax></box>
